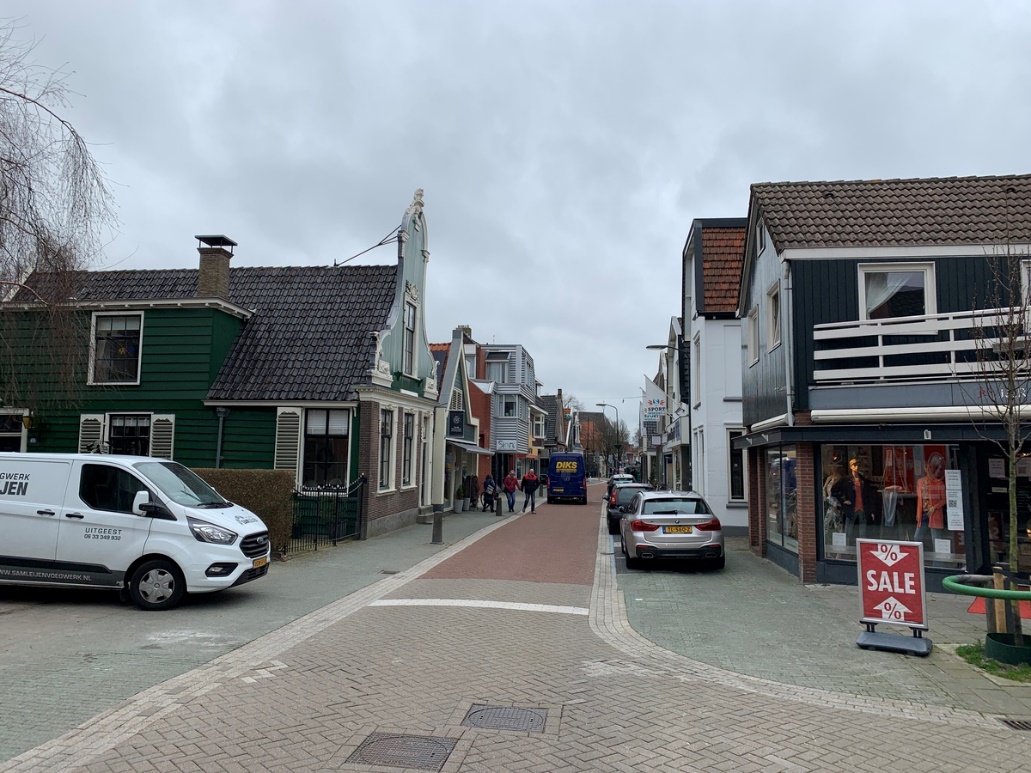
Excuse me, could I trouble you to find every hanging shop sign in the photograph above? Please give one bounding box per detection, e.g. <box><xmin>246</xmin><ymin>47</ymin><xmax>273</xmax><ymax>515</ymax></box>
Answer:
<box><xmin>448</xmin><ymin>410</ymin><xmax>465</xmax><ymax>437</ymax></box>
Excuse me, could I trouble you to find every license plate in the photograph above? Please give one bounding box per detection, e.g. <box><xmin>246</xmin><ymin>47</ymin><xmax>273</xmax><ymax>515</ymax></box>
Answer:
<box><xmin>664</xmin><ymin>525</ymin><xmax>693</xmax><ymax>534</ymax></box>
<box><xmin>253</xmin><ymin>556</ymin><xmax>268</xmax><ymax>569</ymax></box>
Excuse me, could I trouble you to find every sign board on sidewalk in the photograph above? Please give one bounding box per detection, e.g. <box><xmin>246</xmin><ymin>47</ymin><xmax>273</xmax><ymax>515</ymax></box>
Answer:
<box><xmin>857</xmin><ymin>539</ymin><xmax>927</xmax><ymax>631</ymax></box>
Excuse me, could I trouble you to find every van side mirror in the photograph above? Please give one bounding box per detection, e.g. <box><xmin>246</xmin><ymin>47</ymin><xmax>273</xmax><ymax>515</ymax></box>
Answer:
<box><xmin>133</xmin><ymin>490</ymin><xmax>170</xmax><ymax>518</ymax></box>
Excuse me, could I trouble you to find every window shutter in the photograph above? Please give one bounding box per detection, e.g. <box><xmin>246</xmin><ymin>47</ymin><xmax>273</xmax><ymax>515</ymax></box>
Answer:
<box><xmin>275</xmin><ymin>408</ymin><xmax>302</xmax><ymax>474</ymax></box>
<box><xmin>78</xmin><ymin>415</ymin><xmax>105</xmax><ymax>453</ymax></box>
<box><xmin>150</xmin><ymin>414</ymin><xmax>175</xmax><ymax>459</ymax></box>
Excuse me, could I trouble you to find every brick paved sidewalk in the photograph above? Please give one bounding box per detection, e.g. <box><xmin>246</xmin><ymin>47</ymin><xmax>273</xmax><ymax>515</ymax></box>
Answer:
<box><xmin>4</xmin><ymin>488</ymin><xmax>1031</xmax><ymax>772</ymax></box>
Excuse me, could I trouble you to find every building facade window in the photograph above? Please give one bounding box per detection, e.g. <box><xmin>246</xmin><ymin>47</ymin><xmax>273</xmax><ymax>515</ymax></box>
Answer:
<box><xmin>504</xmin><ymin>398</ymin><xmax>516</xmax><ymax>417</ymax></box>
<box><xmin>747</xmin><ymin>307</ymin><xmax>759</xmax><ymax>364</ymax></box>
<box><xmin>533</xmin><ymin>414</ymin><xmax>545</xmax><ymax>439</ymax></box>
<box><xmin>728</xmin><ymin>429</ymin><xmax>746</xmax><ymax>502</ymax></box>
<box><xmin>91</xmin><ymin>313</ymin><xmax>143</xmax><ymax>384</ymax></box>
<box><xmin>379</xmin><ymin>409</ymin><xmax>394</xmax><ymax>490</ymax></box>
<box><xmin>766</xmin><ymin>283</ymin><xmax>781</xmax><ymax>348</ymax></box>
<box><xmin>402</xmin><ymin>412</ymin><xmax>415</xmax><ymax>486</ymax></box>
<box><xmin>108</xmin><ymin>414</ymin><xmax>151</xmax><ymax>455</ymax></box>
<box><xmin>403</xmin><ymin>302</ymin><xmax>416</xmax><ymax>375</ymax></box>
<box><xmin>821</xmin><ymin>443</ymin><xmax>963</xmax><ymax>569</ymax></box>
<box><xmin>858</xmin><ymin>263</ymin><xmax>935</xmax><ymax>320</ymax></box>
<box><xmin>765</xmin><ymin>445</ymin><xmax>798</xmax><ymax>553</ymax></box>
<box><xmin>692</xmin><ymin>336</ymin><xmax>701</xmax><ymax>405</ymax></box>
<box><xmin>303</xmin><ymin>409</ymin><xmax>349</xmax><ymax>486</ymax></box>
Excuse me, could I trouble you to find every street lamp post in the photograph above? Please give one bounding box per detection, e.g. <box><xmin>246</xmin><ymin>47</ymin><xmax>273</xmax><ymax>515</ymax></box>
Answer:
<box><xmin>646</xmin><ymin>342</ymin><xmax>691</xmax><ymax>490</ymax></box>
<box><xmin>596</xmin><ymin>402</ymin><xmax>620</xmax><ymax>475</ymax></box>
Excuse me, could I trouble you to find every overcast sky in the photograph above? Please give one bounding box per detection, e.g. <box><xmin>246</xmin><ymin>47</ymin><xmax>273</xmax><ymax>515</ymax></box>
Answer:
<box><xmin>7</xmin><ymin>0</ymin><xmax>1031</xmax><ymax>430</ymax></box>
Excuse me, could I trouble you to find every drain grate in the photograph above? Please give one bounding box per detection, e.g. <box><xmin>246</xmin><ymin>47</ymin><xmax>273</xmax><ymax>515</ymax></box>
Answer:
<box><xmin>345</xmin><ymin>732</ymin><xmax>457</xmax><ymax>771</ymax></box>
<box><xmin>999</xmin><ymin>718</ymin><xmax>1031</xmax><ymax>731</ymax></box>
<box><xmin>462</xmin><ymin>704</ymin><xmax>547</xmax><ymax>732</ymax></box>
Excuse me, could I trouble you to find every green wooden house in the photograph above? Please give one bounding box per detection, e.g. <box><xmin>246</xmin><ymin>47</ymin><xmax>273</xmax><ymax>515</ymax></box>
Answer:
<box><xmin>0</xmin><ymin>190</ymin><xmax>439</xmax><ymax>537</ymax></box>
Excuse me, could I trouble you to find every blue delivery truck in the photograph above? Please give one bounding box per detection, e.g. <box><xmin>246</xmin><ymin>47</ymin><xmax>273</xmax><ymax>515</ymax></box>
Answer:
<box><xmin>547</xmin><ymin>451</ymin><xmax>587</xmax><ymax>504</ymax></box>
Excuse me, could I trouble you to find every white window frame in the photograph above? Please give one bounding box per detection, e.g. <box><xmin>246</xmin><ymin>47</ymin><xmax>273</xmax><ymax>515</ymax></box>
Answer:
<box><xmin>378</xmin><ymin>408</ymin><xmax>396</xmax><ymax>491</ymax></box>
<box><xmin>858</xmin><ymin>262</ymin><xmax>936</xmax><ymax>321</ymax></box>
<box><xmin>766</xmin><ymin>282</ymin><xmax>781</xmax><ymax>350</ymax></box>
<box><xmin>503</xmin><ymin>398</ymin><xmax>516</xmax><ymax>417</ymax></box>
<box><xmin>747</xmin><ymin>307</ymin><xmax>759</xmax><ymax>365</ymax></box>
<box><xmin>401</xmin><ymin>411</ymin><xmax>415</xmax><ymax>488</ymax></box>
<box><xmin>756</xmin><ymin>220</ymin><xmax>766</xmax><ymax>256</ymax></box>
<box><xmin>402</xmin><ymin>301</ymin><xmax>416</xmax><ymax>376</ymax></box>
<box><xmin>727</xmin><ymin>428</ymin><xmax>747</xmax><ymax>502</ymax></box>
<box><xmin>533</xmin><ymin>413</ymin><xmax>545</xmax><ymax>440</ymax></box>
<box><xmin>89</xmin><ymin>311</ymin><xmax>144</xmax><ymax>386</ymax></box>
<box><xmin>486</xmin><ymin>359</ymin><xmax>508</xmax><ymax>383</ymax></box>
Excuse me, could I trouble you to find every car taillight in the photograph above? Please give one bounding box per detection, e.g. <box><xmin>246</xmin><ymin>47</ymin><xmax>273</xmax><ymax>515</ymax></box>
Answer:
<box><xmin>629</xmin><ymin>519</ymin><xmax>661</xmax><ymax>532</ymax></box>
<box><xmin>609</xmin><ymin>492</ymin><xmax>617</xmax><ymax>505</ymax></box>
<box><xmin>695</xmin><ymin>518</ymin><xmax>722</xmax><ymax>531</ymax></box>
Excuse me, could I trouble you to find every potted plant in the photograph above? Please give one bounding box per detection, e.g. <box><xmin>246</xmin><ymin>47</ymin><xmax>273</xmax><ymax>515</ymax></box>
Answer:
<box><xmin>455</xmin><ymin>483</ymin><xmax>466</xmax><ymax>512</ymax></box>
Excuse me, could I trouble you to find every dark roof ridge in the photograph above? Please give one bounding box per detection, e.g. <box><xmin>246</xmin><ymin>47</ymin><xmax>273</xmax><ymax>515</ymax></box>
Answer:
<box><xmin>752</xmin><ymin>172</ymin><xmax>1031</xmax><ymax>188</ymax></box>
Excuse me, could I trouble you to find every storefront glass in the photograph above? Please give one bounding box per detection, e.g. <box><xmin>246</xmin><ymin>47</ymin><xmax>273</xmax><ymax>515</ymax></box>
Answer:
<box><xmin>765</xmin><ymin>445</ymin><xmax>798</xmax><ymax>553</ymax></box>
<box><xmin>984</xmin><ymin>455</ymin><xmax>1031</xmax><ymax>572</ymax></box>
<box><xmin>821</xmin><ymin>443</ymin><xmax>963</xmax><ymax>569</ymax></box>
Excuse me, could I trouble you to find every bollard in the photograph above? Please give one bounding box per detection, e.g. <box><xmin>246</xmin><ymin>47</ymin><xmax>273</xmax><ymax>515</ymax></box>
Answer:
<box><xmin>431</xmin><ymin>512</ymin><xmax>443</xmax><ymax>544</ymax></box>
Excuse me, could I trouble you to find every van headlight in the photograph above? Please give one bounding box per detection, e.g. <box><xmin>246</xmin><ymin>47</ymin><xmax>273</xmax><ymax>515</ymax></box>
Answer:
<box><xmin>187</xmin><ymin>517</ymin><xmax>238</xmax><ymax>545</ymax></box>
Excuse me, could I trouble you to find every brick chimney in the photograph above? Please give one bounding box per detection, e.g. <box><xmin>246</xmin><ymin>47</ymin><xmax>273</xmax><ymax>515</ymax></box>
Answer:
<box><xmin>195</xmin><ymin>235</ymin><xmax>237</xmax><ymax>298</ymax></box>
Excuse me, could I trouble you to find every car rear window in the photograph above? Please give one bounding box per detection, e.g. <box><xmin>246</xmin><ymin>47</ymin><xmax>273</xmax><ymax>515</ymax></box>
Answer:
<box><xmin>642</xmin><ymin>498</ymin><xmax>711</xmax><ymax>515</ymax></box>
<box><xmin>617</xmin><ymin>486</ymin><xmax>651</xmax><ymax>504</ymax></box>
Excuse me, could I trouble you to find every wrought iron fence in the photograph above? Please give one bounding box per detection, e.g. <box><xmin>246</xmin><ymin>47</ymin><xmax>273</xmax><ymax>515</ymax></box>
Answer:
<box><xmin>290</xmin><ymin>474</ymin><xmax>367</xmax><ymax>554</ymax></box>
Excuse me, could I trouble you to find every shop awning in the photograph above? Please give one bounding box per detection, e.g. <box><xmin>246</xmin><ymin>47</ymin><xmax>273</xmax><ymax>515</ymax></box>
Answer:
<box><xmin>446</xmin><ymin>438</ymin><xmax>494</xmax><ymax>456</ymax></box>
<box><xmin>732</xmin><ymin>422</ymin><xmax>1012</xmax><ymax>450</ymax></box>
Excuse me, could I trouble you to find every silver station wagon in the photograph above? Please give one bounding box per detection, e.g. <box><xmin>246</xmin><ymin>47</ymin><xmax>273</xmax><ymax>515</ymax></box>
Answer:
<box><xmin>618</xmin><ymin>490</ymin><xmax>725</xmax><ymax>571</ymax></box>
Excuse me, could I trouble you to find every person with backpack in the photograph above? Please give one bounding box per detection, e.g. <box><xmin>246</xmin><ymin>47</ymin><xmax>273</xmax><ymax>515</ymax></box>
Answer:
<box><xmin>502</xmin><ymin>470</ymin><xmax>519</xmax><ymax>513</ymax></box>
<box><xmin>520</xmin><ymin>468</ymin><xmax>539</xmax><ymax>513</ymax></box>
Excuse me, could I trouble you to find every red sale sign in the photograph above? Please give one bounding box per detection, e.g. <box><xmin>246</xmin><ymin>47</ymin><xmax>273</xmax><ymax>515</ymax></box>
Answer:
<box><xmin>857</xmin><ymin>539</ymin><xmax>927</xmax><ymax>630</ymax></box>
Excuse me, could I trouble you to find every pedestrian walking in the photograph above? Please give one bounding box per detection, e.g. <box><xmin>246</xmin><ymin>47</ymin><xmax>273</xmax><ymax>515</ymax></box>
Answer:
<box><xmin>520</xmin><ymin>468</ymin><xmax>539</xmax><ymax>513</ymax></box>
<box><xmin>502</xmin><ymin>470</ymin><xmax>519</xmax><ymax>513</ymax></box>
<box><xmin>482</xmin><ymin>474</ymin><xmax>497</xmax><ymax>514</ymax></box>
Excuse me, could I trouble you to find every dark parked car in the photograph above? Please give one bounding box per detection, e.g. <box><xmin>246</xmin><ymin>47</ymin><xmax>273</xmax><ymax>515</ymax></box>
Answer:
<box><xmin>605</xmin><ymin>473</ymin><xmax>635</xmax><ymax>500</ymax></box>
<box><xmin>606</xmin><ymin>483</ymin><xmax>653</xmax><ymax>534</ymax></box>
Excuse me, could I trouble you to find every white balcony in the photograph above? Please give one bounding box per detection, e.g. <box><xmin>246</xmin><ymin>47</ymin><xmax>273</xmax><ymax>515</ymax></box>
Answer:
<box><xmin>812</xmin><ymin>307</ymin><xmax>1028</xmax><ymax>386</ymax></box>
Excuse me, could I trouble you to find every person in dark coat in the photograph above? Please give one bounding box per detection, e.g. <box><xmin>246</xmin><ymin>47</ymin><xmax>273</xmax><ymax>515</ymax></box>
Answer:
<box><xmin>520</xmin><ymin>469</ymin><xmax>540</xmax><ymax>513</ymax></box>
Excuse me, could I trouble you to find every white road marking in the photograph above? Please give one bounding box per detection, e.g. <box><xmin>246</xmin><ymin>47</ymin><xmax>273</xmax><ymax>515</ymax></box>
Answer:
<box><xmin>369</xmin><ymin>598</ymin><xmax>589</xmax><ymax>615</ymax></box>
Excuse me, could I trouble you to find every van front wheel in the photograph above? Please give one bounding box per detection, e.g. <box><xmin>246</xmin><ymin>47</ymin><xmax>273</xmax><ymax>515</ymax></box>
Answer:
<box><xmin>129</xmin><ymin>559</ymin><xmax>185</xmax><ymax>611</ymax></box>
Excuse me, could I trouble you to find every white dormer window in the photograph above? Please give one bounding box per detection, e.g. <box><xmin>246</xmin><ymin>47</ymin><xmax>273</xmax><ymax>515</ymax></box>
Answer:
<box><xmin>766</xmin><ymin>283</ymin><xmax>781</xmax><ymax>349</ymax></box>
<box><xmin>403</xmin><ymin>302</ymin><xmax>416</xmax><ymax>375</ymax></box>
<box><xmin>858</xmin><ymin>263</ymin><xmax>935</xmax><ymax>320</ymax></box>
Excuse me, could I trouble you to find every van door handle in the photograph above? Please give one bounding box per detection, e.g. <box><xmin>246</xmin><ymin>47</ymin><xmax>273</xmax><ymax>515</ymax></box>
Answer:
<box><xmin>64</xmin><ymin>512</ymin><xmax>85</xmax><ymax>519</ymax></box>
<box><xmin>37</xmin><ymin>509</ymin><xmax>56</xmax><ymax>516</ymax></box>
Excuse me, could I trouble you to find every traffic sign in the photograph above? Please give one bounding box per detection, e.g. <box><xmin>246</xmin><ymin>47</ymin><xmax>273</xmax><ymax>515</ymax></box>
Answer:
<box><xmin>857</xmin><ymin>539</ymin><xmax>927</xmax><ymax>631</ymax></box>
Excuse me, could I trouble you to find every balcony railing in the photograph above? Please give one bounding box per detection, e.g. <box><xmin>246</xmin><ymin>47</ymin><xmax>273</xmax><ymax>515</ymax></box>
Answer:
<box><xmin>812</xmin><ymin>307</ymin><xmax>1028</xmax><ymax>386</ymax></box>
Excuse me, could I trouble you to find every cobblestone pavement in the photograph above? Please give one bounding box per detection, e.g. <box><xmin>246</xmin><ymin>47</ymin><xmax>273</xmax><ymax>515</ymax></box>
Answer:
<box><xmin>3</xmin><ymin>484</ymin><xmax>1031</xmax><ymax>772</ymax></box>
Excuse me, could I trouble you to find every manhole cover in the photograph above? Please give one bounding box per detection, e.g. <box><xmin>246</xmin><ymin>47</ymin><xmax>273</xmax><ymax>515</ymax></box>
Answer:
<box><xmin>462</xmin><ymin>704</ymin><xmax>547</xmax><ymax>732</ymax></box>
<box><xmin>346</xmin><ymin>732</ymin><xmax>457</xmax><ymax>771</ymax></box>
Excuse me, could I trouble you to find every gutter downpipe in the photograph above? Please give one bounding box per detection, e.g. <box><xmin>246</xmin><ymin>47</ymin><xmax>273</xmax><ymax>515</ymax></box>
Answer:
<box><xmin>783</xmin><ymin>258</ymin><xmax>794</xmax><ymax>428</ymax></box>
<box><xmin>215</xmin><ymin>407</ymin><xmax>230</xmax><ymax>468</ymax></box>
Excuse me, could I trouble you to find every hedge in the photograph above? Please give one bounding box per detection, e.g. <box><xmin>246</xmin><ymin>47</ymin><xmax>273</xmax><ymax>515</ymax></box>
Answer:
<box><xmin>193</xmin><ymin>468</ymin><xmax>296</xmax><ymax>554</ymax></box>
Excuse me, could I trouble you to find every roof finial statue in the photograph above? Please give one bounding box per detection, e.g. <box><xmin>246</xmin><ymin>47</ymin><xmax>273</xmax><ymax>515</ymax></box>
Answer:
<box><xmin>411</xmin><ymin>188</ymin><xmax>424</xmax><ymax>213</ymax></box>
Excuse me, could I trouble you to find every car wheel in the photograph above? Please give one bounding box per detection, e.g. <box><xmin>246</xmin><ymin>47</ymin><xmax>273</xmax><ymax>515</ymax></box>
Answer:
<box><xmin>129</xmin><ymin>559</ymin><xmax>186</xmax><ymax>611</ymax></box>
<box><xmin>621</xmin><ymin>534</ymin><xmax>640</xmax><ymax>569</ymax></box>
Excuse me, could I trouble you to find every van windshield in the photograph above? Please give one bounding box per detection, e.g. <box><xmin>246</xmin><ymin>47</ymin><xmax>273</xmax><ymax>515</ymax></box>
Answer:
<box><xmin>134</xmin><ymin>461</ymin><xmax>228</xmax><ymax>507</ymax></box>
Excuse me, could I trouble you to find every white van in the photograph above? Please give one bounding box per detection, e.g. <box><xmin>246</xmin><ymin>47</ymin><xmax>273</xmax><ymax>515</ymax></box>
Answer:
<box><xmin>0</xmin><ymin>453</ymin><xmax>271</xmax><ymax>610</ymax></box>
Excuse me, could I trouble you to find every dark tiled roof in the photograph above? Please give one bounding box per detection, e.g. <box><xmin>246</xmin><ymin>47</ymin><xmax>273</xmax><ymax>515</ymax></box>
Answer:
<box><xmin>752</xmin><ymin>173</ymin><xmax>1031</xmax><ymax>250</ymax></box>
<box><xmin>429</xmin><ymin>344</ymin><xmax>449</xmax><ymax>390</ymax></box>
<box><xmin>19</xmin><ymin>265</ymin><xmax>398</xmax><ymax>401</ymax></box>
<box><xmin>701</xmin><ymin>225</ymin><xmax>746</xmax><ymax>313</ymax></box>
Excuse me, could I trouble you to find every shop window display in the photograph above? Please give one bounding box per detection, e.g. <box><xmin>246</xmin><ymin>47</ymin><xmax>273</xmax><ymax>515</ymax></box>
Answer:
<box><xmin>766</xmin><ymin>446</ymin><xmax>798</xmax><ymax>552</ymax></box>
<box><xmin>821</xmin><ymin>444</ymin><xmax>963</xmax><ymax>569</ymax></box>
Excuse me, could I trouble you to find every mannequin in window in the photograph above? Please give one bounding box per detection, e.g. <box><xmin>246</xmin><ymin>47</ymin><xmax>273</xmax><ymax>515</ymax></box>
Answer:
<box><xmin>823</xmin><ymin>464</ymin><xmax>846</xmax><ymax>533</ymax></box>
<box><xmin>838</xmin><ymin>457</ymin><xmax>880</xmax><ymax>545</ymax></box>
<box><xmin>914</xmin><ymin>453</ymin><xmax>946</xmax><ymax>546</ymax></box>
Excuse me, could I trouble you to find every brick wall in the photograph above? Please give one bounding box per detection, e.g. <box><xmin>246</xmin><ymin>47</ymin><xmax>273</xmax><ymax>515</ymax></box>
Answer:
<box><xmin>359</xmin><ymin>400</ymin><xmax>421</xmax><ymax>538</ymax></box>
<box><xmin>796</xmin><ymin>443</ymin><xmax>817</xmax><ymax>583</ymax></box>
